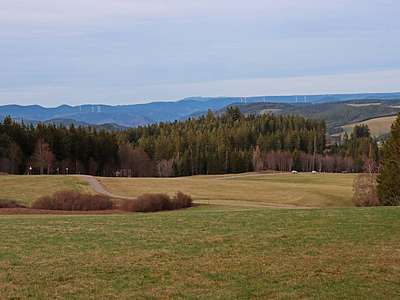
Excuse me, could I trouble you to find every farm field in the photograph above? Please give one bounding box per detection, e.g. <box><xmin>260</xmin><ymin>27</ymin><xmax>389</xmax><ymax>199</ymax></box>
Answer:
<box><xmin>1</xmin><ymin>207</ymin><xmax>399</xmax><ymax>299</ymax></box>
<box><xmin>98</xmin><ymin>173</ymin><xmax>356</xmax><ymax>208</ymax></box>
<box><xmin>0</xmin><ymin>175</ymin><xmax>91</xmax><ymax>206</ymax></box>
<box><xmin>342</xmin><ymin>115</ymin><xmax>397</xmax><ymax>137</ymax></box>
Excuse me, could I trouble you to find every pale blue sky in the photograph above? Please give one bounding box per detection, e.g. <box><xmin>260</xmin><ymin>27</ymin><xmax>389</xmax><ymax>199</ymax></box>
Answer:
<box><xmin>1</xmin><ymin>0</ymin><xmax>399</xmax><ymax>106</ymax></box>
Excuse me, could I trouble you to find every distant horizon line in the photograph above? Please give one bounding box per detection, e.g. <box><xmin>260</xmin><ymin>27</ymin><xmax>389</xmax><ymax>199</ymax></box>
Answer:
<box><xmin>1</xmin><ymin>91</ymin><xmax>400</xmax><ymax>108</ymax></box>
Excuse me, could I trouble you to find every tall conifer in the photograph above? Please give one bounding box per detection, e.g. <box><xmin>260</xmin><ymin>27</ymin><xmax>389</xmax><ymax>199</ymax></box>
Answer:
<box><xmin>377</xmin><ymin>114</ymin><xmax>400</xmax><ymax>205</ymax></box>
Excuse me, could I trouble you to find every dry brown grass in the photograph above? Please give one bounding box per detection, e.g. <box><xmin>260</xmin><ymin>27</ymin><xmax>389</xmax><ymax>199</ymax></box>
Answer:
<box><xmin>98</xmin><ymin>173</ymin><xmax>356</xmax><ymax>208</ymax></box>
<box><xmin>343</xmin><ymin>115</ymin><xmax>397</xmax><ymax>137</ymax></box>
<box><xmin>0</xmin><ymin>175</ymin><xmax>92</xmax><ymax>205</ymax></box>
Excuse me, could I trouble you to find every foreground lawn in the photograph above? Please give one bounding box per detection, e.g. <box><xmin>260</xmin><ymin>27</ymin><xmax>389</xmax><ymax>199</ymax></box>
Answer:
<box><xmin>0</xmin><ymin>176</ymin><xmax>91</xmax><ymax>205</ymax></box>
<box><xmin>99</xmin><ymin>173</ymin><xmax>356</xmax><ymax>208</ymax></box>
<box><xmin>0</xmin><ymin>207</ymin><xmax>399</xmax><ymax>299</ymax></box>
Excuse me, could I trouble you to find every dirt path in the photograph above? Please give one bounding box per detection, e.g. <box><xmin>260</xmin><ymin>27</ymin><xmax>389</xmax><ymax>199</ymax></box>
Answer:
<box><xmin>78</xmin><ymin>175</ymin><xmax>135</xmax><ymax>200</ymax></box>
<box><xmin>78</xmin><ymin>175</ymin><xmax>315</xmax><ymax>209</ymax></box>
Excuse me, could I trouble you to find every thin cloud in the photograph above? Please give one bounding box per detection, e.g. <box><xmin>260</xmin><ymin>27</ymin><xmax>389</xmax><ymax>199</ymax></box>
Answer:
<box><xmin>0</xmin><ymin>0</ymin><xmax>399</xmax><ymax>105</ymax></box>
<box><xmin>1</xmin><ymin>69</ymin><xmax>399</xmax><ymax>106</ymax></box>
<box><xmin>1</xmin><ymin>1</ymin><xmax>395</xmax><ymax>25</ymax></box>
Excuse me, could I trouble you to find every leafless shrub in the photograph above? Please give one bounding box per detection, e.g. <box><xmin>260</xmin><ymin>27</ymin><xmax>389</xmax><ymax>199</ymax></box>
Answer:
<box><xmin>0</xmin><ymin>199</ymin><xmax>26</xmax><ymax>208</ymax></box>
<box><xmin>121</xmin><ymin>192</ymin><xmax>192</xmax><ymax>212</ymax></box>
<box><xmin>32</xmin><ymin>191</ymin><xmax>114</xmax><ymax>211</ymax></box>
<box><xmin>353</xmin><ymin>174</ymin><xmax>380</xmax><ymax>207</ymax></box>
<box><xmin>121</xmin><ymin>193</ymin><xmax>170</xmax><ymax>212</ymax></box>
<box><xmin>172</xmin><ymin>191</ymin><xmax>193</xmax><ymax>209</ymax></box>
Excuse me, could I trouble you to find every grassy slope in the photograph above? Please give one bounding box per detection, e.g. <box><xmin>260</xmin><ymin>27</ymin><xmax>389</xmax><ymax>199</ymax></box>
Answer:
<box><xmin>0</xmin><ymin>175</ymin><xmax>91</xmax><ymax>205</ymax></box>
<box><xmin>0</xmin><ymin>207</ymin><xmax>399</xmax><ymax>299</ymax></box>
<box><xmin>342</xmin><ymin>115</ymin><xmax>397</xmax><ymax>137</ymax></box>
<box><xmin>98</xmin><ymin>173</ymin><xmax>356</xmax><ymax>208</ymax></box>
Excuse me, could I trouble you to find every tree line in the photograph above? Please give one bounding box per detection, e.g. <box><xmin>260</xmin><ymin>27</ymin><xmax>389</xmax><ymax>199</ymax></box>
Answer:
<box><xmin>0</xmin><ymin>117</ymin><xmax>118</xmax><ymax>176</ymax></box>
<box><xmin>0</xmin><ymin>107</ymin><xmax>378</xmax><ymax>176</ymax></box>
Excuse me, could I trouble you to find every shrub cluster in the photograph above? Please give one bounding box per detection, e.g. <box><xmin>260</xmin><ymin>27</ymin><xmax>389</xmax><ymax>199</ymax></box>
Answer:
<box><xmin>121</xmin><ymin>191</ymin><xmax>192</xmax><ymax>212</ymax></box>
<box><xmin>0</xmin><ymin>199</ymin><xmax>25</xmax><ymax>208</ymax></box>
<box><xmin>31</xmin><ymin>191</ymin><xmax>114</xmax><ymax>211</ymax></box>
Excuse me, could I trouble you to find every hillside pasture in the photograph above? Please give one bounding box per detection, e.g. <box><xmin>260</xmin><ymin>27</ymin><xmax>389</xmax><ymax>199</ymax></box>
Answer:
<box><xmin>342</xmin><ymin>115</ymin><xmax>397</xmax><ymax>137</ymax></box>
<box><xmin>0</xmin><ymin>175</ymin><xmax>91</xmax><ymax>206</ymax></box>
<box><xmin>98</xmin><ymin>173</ymin><xmax>356</xmax><ymax>208</ymax></box>
<box><xmin>0</xmin><ymin>173</ymin><xmax>356</xmax><ymax>209</ymax></box>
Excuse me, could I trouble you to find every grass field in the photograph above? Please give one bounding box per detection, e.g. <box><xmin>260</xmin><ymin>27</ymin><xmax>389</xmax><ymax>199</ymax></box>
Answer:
<box><xmin>98</xmin><ymin>173</ymin><xmax>356</xmax><ymax>208</ymax></box>
<box><xmin>342</xmin><ymin>115</ymin><xmax>396</xmax><ymax>137</ymax></box>
<box><xmin>0</xmin><ymin>207</ymin><xmax>399</xmax><ymax>299</ymax></box>
<box><xmin>0</xmin><ymin>175</ymin><xmax>91</xmax><ymax>205</ymax></box>
<box><xmin>2</xmin><ymin>173</ymin><xmax>397</xmax><ymax>299</ymax></box>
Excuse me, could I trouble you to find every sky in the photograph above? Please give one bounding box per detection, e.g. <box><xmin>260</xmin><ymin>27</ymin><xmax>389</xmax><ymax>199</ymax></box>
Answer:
<box><xmin>0</xmin><ymin>0</ymin><xmax>399</xmax><ymax>106</ymax></box>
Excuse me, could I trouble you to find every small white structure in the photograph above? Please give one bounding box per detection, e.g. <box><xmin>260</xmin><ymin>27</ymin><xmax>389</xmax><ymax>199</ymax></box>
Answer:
<box><xmin>292</xmin><ymin>170</ymin><xmax>298</xmax><ymax>174</ymax></box>
<box><xmin>312</xmin><ymin>170</ymin><xmax>318</xmax><ymax>174</ymax></box>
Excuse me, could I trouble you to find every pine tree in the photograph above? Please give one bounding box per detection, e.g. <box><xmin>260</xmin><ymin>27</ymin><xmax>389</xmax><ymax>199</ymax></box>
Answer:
<box><xmin>377</xmin><ymin>114</ymin><xmax>400</xmax><ymax>205</ymax></box>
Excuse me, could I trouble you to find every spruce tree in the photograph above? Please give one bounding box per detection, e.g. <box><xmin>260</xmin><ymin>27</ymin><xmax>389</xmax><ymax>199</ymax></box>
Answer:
<box><xmin>377</xmin><ymin>114</ymin><xmax>400</xmax><ymax>205</ymax></box>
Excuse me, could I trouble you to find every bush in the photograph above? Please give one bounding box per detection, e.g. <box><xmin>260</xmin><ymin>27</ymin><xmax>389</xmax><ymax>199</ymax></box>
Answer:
<box><xmin>353</xmin><ymin>174</ymin><xmax>380</xmax><ymax>207</ymax></box>
<box><xmin>121</xmin><ymin>193</ymin><xmax>171</xmax><ymax>212</ymax></box>
<box><xmin>172</xmin><ymin>191</ymin><xmax>193</xmax><ymax>209</ymax></box>
<box><xmin>0</xmin><ymin>199</ymin><xmax>25</xmax><ymax>208</ymax></box>
<box><xmin>32</xmin><ymin>191</ymin><xmax>114</xmax><ymax>211</ymax></box>
<box><xmin>121</xmin><ymin>192</ymin><xmax>192</xmax><ymax>212</ymax></box>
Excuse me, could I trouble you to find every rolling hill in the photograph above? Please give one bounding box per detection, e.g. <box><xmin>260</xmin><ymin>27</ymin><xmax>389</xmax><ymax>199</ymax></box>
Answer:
<box><xmin>216</xmin><ymin>99</ymin><xmax>400</xmax><ymax>135</ymax></box>
<box><xmin>342</xmin><ymin>115</ymin><xmax>397</xmax><ymax>138</ymax></box>
<box><xmin>1</xmin><ymin>92</ymin><xmax>400</xmax><ymax>128</ymax></box>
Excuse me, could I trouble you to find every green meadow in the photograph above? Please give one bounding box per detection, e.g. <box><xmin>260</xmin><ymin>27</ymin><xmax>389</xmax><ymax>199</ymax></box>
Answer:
<box><xmin>1</xmin><ymin>207</ymin><xmax>399</xmax><ymax>299</ymax></box>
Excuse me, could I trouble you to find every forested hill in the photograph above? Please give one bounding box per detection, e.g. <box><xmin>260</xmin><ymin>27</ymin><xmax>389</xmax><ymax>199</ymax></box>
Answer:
<box><xmin>1</xmin><ymin>92</ymin><xmax>399</xmax><ymax>128</ymax></box>
<box><xmin>0</xmin><ymin>108</ymin><xmax>378</xmax><ymax>177</ymax></box>
<box><xmin>125</xmin><ymin>108</ymin><xmax>327</xmax><ymax>176</ymax></box>
<box><xmin>214</xmin><ymin>99</ymin><xmax>400</xmax><ymax>134</ymax></box>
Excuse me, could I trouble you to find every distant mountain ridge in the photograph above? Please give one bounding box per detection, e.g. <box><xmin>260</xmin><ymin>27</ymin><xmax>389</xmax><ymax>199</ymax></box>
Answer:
<box><xmin>1</xmin><ymin>92</ymin><xmax>399</xmax><ymax>128</ymax></box>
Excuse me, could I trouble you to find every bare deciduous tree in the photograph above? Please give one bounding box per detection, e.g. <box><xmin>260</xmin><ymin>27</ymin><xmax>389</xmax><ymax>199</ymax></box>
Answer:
<box><xmin>353</xmin><ymin>174</ymin><xmax>379</xmax><ymax>207</ymax></box>
<box><xmin>157</xmin><ymin>159</ymin><xmax>174</xmax><ymax>177</ymax></box>
<box><xmin>118</xmin><ymin>143</ymin><xmax>155</xmax><ymax>177</ymax></box>
<box><xmin>32</xmin><ymin>139</ymin><xmax>54</xmax><ymax>174</ymax></box>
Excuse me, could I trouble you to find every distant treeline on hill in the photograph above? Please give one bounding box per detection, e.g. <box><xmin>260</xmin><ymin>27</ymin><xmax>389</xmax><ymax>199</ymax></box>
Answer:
<box><xmin>0</xmin><ymin>108</ymin><xmax>378</xmax><ymax>176</ymax></box>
